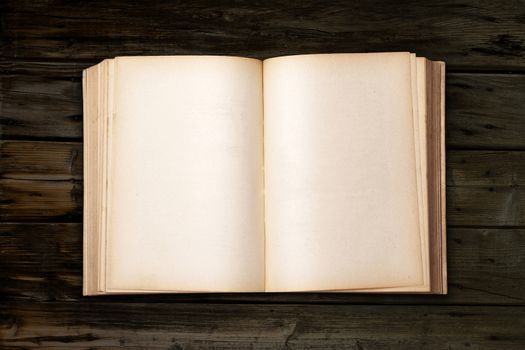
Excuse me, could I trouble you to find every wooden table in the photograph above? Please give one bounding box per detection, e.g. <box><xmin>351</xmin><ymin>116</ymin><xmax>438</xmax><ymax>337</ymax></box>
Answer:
<box><xmin>1</xmin><ymin>1</ymin><xmax>524</xmax><ymax>348</ymax></box>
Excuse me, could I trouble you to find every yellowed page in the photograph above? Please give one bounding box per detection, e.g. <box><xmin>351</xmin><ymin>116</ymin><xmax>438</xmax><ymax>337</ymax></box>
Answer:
<box><xmin>263</xmin><ymin>53</ymin><xmax>423</xmax><ymax>291</ymax></box>
<box><xmin>106</xmin><ymin>56</ymin><xmax>265</xmax><ymax>292</ymax></box>
<box><xmin>415</xmin><ymin>57</ymin><xmax>430</xmax><ymax>290</ymax></box>
<box><xmin>350</xmin><ymin>57</ymin><xmax>431</xmax><ymax>293</ymax></box>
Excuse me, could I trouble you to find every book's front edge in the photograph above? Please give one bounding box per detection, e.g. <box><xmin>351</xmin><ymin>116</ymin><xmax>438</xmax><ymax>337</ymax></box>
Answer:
<box><xmin>83</xmin><ymin>64</ymin><xmax>98</xmax><ymax>296</ymax></box>
<box><xmin>83</xmin><ymin>61</ymin><xmax>108</xmax><ymax>296</ymax></box>
<box><xmin>82</xmin><ymin>68</ymin><xmax>89</xmax><ymax>296</ymax></box>
<box><xmin>440</xmin><ymin>61</ymin><xmax>447</xmax><ymax>294</ymax></box>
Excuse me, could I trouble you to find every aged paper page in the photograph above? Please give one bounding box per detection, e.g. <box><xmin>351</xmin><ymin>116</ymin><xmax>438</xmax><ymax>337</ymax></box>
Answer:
<box><xmin>348</xmin><ymin>56</ymin><xmax>430</xmax><ymax>292</ymax></box>
<box><xmin>106</xmin><ymin>56</ymin><xmax>265</xmax><ymax>292</ymax></box>
<box><xmin>415</xmin><ymin>57</ymin><xmax>430</xmax><ymax>290</ymax></box>
<box><xmin>263</xmin><ymin>53</ymin><xmax>424</xmax><ymax>291</ymax></box>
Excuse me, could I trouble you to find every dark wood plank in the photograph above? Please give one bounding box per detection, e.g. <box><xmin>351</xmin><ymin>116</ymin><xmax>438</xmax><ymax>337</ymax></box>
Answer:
<box><xmin>34</xmin><ymin>179</ymin><xmax>525</xmax><ymax>226</ymax></box>
<box><xmin>1</xmin><ymin>223</ymin><xmax>524</xmax><ymax>304</ymax></box>
<box><xmin>0</xmin><ymin>75</ymin><xmax>82</xmax><ymax>140</ymax></box>
<box><xmin>0</xmin><ymin>224</ymin><xmax>82</xmax><ymax>302</ymax></box>
<box><xmin>0</xmin><ymin>141</ymin><xmax>84</xmax><ymax>222</ymax></box>
<box><xmin>1</xmin><ymin>301</ymin><xmax>524</xmax><ymax>349</ymax></box>
<box><xmin>448</xmin><ymin>186</ymin><xmax>525</xmax><ymax>226</ymax></box>
<box><xmin>7</xmin><ymin>141</ymin><xmax>519</xmax><ymax>186</ymax></box>
<box><xmin>0</xmin><ymin>180</ymin><xmax>82</xmax><ymax>222</ymax></box>
<box><xmin>446</xmin><ymin>151</ymin><xmax>525</xmax><ymax>226</ymax></box>
<box><xmin>0</xmin><ymin>59</ymin><xmax>90</xmax><ymax>77</ymax></box>
<box><xmin>0</xmin><ymin>141</ymin><xmax>82</xmax><ymax>180</ymax></box>
<box><xmin>2</xmin><ymin>1</ymin><xmax>525</xmax><ymax>70</ymax></box>
<box><xmin>446</xmin><ymin>74</ymin><xmax>525</xmax><ymax>150</ymax></box>
<box><xmin>3</xmin><ymin>70</ymin><xmax>525</xmax><ymax>148</ymax></box>
<box><xmin>3</xmin><ymin>141</ymin><xmax>525</xmax><ymax>225</ymax></box>
<box><xmin>447</xmin><ymin>151</ymin><xmax>525</xmax><ymax>186</ymax></box>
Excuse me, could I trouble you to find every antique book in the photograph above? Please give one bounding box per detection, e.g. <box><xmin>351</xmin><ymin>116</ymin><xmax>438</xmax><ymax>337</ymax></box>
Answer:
<box><xmin>83</xmin><ymin>52</ymin><xmax>446</xmax><ymax>295</ymax></box>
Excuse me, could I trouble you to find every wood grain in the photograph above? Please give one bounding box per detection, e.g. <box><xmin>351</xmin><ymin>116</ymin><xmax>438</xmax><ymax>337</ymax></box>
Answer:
<box><xmin>17</xmin><ymin>176</ymin><xmax>525</xmax><ymax>224</ymax></box>
<box><xmin>0</xmin><ymin>141</ymin><xmax>82</xmax><ymax>180</ymax></box>
<box><xmin>2</xmin><ymin>0</ymin><xmax>525</xmax><ymax>70</ymax></box>
<box><xmin>0</xmin><ymin>75</ymin><xmax>82</xmax><ymax>140</ymax></box>
<box><xmin>446</xmin><ymin>74</ymin><xmax>525</xmax><ymax>150</ymax></box>
<box><xmin>1</xmin><ymin>223</ymin><xmax>523</xmax><ymax>304</ymax></box>
<box><xmin>0</xmin><ymin>179</ymin><xmax>82</xmax><ymax>222</ymax></box>
<box><xmin>5</xmin><ymin>141</ymin><xmax>522</xmax><ymax>185</ymax></box>
<box><xmin>2</xmin><ymin>1</ymin><xmax>525</xmax><ymax>346</ymax></box>
<box><xmin>3</xmin><ymin>71</ymin><xmax>525</xmax><ymax>148</ymax></box>
<box><xmin>1</xmin><ymin>301</ymin><xmax>524</xmax><ymax>349</ymax></box>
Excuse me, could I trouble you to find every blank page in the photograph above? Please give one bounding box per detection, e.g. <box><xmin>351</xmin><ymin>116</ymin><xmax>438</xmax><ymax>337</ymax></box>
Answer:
<box><xmin>263</xmin><ymin>53</ymin><xmax>424</xmax><ymax>291</ymax></box>
<box><xmin>106</xmin><ymin>56</ymin><xmax>265</xmax><ymax>292</ymax></box>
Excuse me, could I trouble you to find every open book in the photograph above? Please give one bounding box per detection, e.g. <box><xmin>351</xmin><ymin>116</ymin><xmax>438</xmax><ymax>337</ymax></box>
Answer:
<box><xmin>83</xmin><ymin>52</ymin><xmax>446</xmax><ymax>295</ymax></box>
